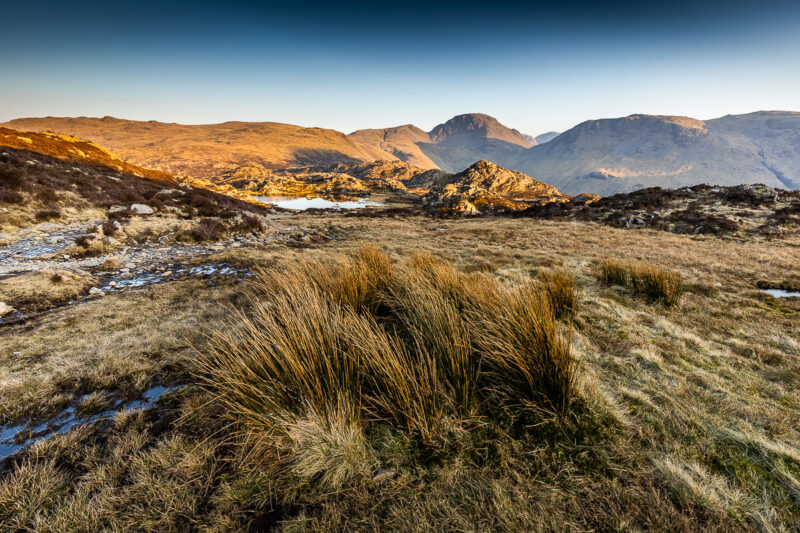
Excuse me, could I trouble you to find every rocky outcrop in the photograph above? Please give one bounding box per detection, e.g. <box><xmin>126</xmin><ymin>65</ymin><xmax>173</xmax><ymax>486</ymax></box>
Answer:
<box><xmin>216</xmin><ymin>163</ymin><xmax>311</xmax><ymax>196</ymax></box>
<box><xmin>423</xmin><ymin>160</ymin><xmax>569</xmax><ymax>214</ymax></box>
<box><xmin>214</xmin><ymin>160</ymin><xmax>436</xmax><ymax>198</ymax></box>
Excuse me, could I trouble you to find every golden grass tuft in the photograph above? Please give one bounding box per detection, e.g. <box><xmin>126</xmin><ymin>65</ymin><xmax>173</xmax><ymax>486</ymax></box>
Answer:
<box><xmin>538</xmin><ymin>268</ymin><xmax>579</xmax><ymax>320</ymax></box>
<box><xmin>596</xmin><ymin>258</ymin><xmax>683</xmax><ymax>306</ymax></box>
<box><xmin>472</xmin><ymin>282</ymin><xmax>577</xmax><ymax>415</ymax></box>
<box><xmin>198</xmin><ymin>245</ymin><xmax>581</xmax><ymax>463</ymax></box>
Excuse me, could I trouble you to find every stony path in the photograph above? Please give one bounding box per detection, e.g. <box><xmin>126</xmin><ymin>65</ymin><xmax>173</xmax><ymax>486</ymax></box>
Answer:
<box><xmin>0</xmin><ymin>215</ymin><xmax>325</xmax><ymax>324</ymax></box>
<box><xmin>0</xmin><ymin>215</ymin><xmax>316</xmax><ymax>277</ymax></box>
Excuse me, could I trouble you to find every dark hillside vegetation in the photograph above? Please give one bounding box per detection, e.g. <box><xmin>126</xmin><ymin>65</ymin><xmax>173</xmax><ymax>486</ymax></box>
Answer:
<box><xmin>0</xmin><ymin>146</ymin><xmax>269</xmax><ymax>226</ymax></box>
<box><xmin>515</xmin><ymin>184</ymin><xmax>800</xmax><ymax>236</ymax></box>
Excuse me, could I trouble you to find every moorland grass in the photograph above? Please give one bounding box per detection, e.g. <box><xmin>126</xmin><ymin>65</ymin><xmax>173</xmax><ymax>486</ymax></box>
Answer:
<box><xmin>1</xmin><ymin>216</ymin><xmax>799</xmax><ymax>530</ymax></box>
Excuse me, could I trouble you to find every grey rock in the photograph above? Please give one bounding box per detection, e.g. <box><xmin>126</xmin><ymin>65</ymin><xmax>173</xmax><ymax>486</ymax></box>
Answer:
<box><xmin>130</xmin><ymin>204</ymin><xmax>155</xmax><ymax>215</ymax></box>
<box><xmin>108</xmin><ymin>205</ymin><xmax>127</xmax><ymax>213</ymax></box>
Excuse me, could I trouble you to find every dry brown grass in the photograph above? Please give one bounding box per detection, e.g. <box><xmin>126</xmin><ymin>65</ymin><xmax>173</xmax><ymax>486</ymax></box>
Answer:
<box><xmin>0</xmin><ymin>270</ymin><xmax>96</xmax><ymax>313</ymax></box>
<box><xmin>472</xmin><ymin>282</ymin><xmax>577</xmax><ymax>415</ymax></box>
<box><xmin>197</xmin><ymin>247</ymin><xmax>580</xmax><ymax>479</ymax></box>
<box><xmin>0</xmin><ymin>279</ymin><xmax>238</xmax><ymax>424</ymax></box>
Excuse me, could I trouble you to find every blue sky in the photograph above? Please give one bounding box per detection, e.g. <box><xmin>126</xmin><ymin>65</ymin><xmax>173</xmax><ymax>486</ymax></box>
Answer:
<box><xmin>2</xmin><ymin>0</ymin><xmax>800</xmax><ymax>135</ymax></box>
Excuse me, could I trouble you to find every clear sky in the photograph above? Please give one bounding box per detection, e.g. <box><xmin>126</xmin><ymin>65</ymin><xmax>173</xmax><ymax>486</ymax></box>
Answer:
<box><xmin>2</xmin><ymin>0</ymin><xmax>800</xmax><ymax>135</ymax></box>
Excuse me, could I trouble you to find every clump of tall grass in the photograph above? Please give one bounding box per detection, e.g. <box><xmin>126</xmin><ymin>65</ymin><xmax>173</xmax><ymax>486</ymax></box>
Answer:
<box><xmin>538</xmin><ymin>268</ymin><xmax>579</xmax><ymax>320</ymax></box>
<box><xmin>596</xmin><ymin>258</ymin><xmax>683</xmax><ymax>307</ymax></box>
<box><xmin>472</xmin><ymin>282</ymin><xmax>577</xmax><ymax>415</ymax></box>
<box><xmin>198</xmin><ymin>246</ymin><xmax>582</xmax><ymax>482</ymax></box>
<box><xmin>197</xmin><ymin>284</ymin><xmax>360</xmax><ymax>438</ymax></box>
<box><xmin>386</xmin><ymin>274</ymin><xmax>476</xmax><ymax>416</ymax></box>
<box><xmin>252</xmin><ymin>244</ymin><xmax>392</xmax><ymax>314</ymax></box>
<box><xmin>597</xmin><ymin>258</ymin><xmax>630</xmax><ymax>287</ymax></box>
<box><xmin>630</xmin><ymin>263</ymin><xmax>684</xmax><ymax>306</ymax></box>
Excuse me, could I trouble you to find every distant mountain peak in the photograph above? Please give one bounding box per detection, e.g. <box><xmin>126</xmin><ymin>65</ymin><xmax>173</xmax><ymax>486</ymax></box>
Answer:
<box><xmin>428</xmin><ymin>113</ymin><xmax>533</xmax><ymax>148</ymax></box>
<box><xmin>534</xmin><ymin>131</ymin><xmax>560</xmax><ymax>144</ymax></box>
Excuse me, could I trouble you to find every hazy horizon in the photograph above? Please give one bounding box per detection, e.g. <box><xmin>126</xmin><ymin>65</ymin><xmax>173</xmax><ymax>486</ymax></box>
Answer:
<box><xmin>3</xmin><ymin>0</ymin><xmax>800</xmax><ymax>134</ymax></box>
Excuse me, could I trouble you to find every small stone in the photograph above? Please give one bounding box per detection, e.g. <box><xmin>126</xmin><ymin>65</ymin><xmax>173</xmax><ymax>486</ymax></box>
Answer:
<box><xmin>108</xmin><ymin>281</ymin><xmax>117</xmax><ymax>287</ymax></box>
<box><xmin>372</xmin><ymin>469</ymin><xmax>396</xmax><ymax>483</ymax></box>
<box><xmin>108</xmin><ymin>205</ymin><xmax>126</xmax><ymax>213</ymax></box>
<box><xmin>89</xmin><ymin>287</ymin><xmax>104</xmax><ymax>296</ymax></box>
<box><xmin>0</xmin><ymin>302</ymin><xmax>15</xmax><ymax>316</ymax></box>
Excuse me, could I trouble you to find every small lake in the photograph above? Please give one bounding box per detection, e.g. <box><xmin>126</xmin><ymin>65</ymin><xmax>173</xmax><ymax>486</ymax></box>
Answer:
<box><xmin>761</xmin><ymin>288</ymin><xmax>800</xmax><ymax>298</ymax></box>
<box><xmin>255</xmin><ymin>196</ymin><xmax>383</xmax><ymax>210</ymax></box>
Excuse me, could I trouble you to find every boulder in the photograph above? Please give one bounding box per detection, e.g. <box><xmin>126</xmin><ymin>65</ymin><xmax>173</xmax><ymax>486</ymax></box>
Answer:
<box><xmin>130</xmin><ymin>204</ymin><xmax>155</xmax><ymax>215</ymax></box>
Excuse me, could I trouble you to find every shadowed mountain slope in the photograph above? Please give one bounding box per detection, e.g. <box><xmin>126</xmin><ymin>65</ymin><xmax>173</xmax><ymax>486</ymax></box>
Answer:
<box><xmin>534</xmin><ymin>131</ymin><xmax>560</xmax><ymax>144</ymax></box>
<box><xmin>509</xmin><ymin>112</ymin><xmax>800</xmax><ymax>195</ymax></box>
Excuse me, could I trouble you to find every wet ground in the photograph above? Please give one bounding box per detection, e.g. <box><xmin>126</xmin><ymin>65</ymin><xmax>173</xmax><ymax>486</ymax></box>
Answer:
<box><xmin>0</xmin><ymin>218</ymin><xmax>275</xmax><ymax>278</ymax></box>
<box><xmin>0</xmin><ymin>380</ymin><xmax>183</xmax><ymax>466</ymax></box>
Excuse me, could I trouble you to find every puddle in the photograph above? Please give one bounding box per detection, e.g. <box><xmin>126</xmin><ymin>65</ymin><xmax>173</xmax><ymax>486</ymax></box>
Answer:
<box><xmin>761</xmin><ymin>288</ymin><xmax>800</xmax><ymax>298</ymax></box>
<box><xmin>255</xmin><ymin>196</ymin><xmax>383</xmax><ymax>210</ymax></box>
<box><xmin>0</xmin><ymin>382</ymin><xmax>183</xmax><ymax>463</ymax></box>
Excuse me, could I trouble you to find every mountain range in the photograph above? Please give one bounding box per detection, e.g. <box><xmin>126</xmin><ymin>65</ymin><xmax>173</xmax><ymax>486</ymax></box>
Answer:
<box><xmin>5</xmin><ymin>110</ymin><xmax>800</xmax><ymax>195</ymax></box>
